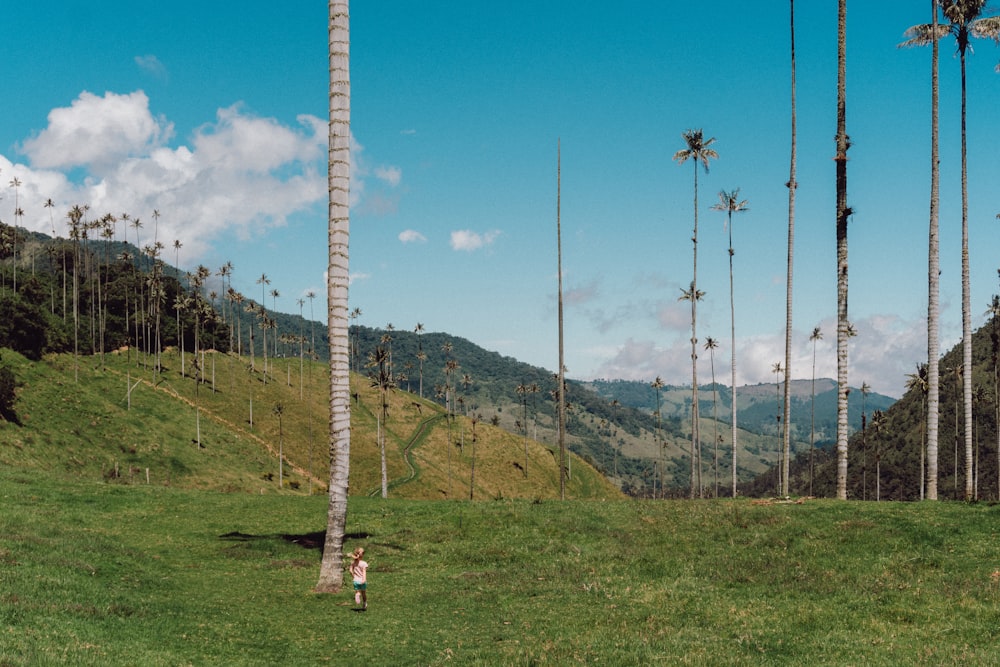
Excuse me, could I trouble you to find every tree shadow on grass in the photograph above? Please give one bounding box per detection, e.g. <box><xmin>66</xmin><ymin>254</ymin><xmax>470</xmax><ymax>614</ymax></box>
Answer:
<box><xmin>219</xmin><ymin>531</ymin><xmax>375</xmax><ymax>556</ymax></box>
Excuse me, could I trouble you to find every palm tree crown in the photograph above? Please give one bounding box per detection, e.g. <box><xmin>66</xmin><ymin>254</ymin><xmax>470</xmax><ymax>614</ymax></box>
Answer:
<box><xmin>673</xmin><ymin>130</ymin><xmax>718</xmax><ymax>171</ymax></box>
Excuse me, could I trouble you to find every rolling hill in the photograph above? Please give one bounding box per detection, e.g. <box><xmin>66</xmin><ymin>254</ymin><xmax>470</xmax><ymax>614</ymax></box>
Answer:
<box><xmin>0</xmin><ymin>347</ymin><xmax>621</xmax><ymax>501</ymax></box>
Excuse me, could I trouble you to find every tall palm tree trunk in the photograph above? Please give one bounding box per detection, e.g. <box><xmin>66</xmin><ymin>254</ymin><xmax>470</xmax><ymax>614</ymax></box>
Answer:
<box><xmin>959</xmin><ymin>44</ymin><xmax>973</xmax><ymax>501</ymax></box>
<box><xmin>729</xmin><ymin>239</ymin><xmax>738</xmax><ymax>497</ymax></box>
<box><xmin>834</xmin><ymin>0</ymin><xmax>851</xmax><ymax>500</ymax></box>
<box><xmin>690</xmin><ymin>162</ymin><xmax>701</xmax><ymax>499</ymax></box>
<box><xmin>556</xmin><ymin>140</ymin><xmax>567</xmax><ymax>500</ymax></box>
<box><xmin>926</xmin><ymin>0</ymin><xmax>941</xmax><ymax>500</ymax></box>
<box><xmin>317</xmin><ymin>0</ymin><xmax>351</xmax><ymax>594</ymax></box>
<box><xmin>782</xmin><ymin>0</ymin><xmax>798</xmax><ymax>496</ymax></box>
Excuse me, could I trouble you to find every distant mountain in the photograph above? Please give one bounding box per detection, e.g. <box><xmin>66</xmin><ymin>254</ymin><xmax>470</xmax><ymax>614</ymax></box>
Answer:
<box><xmin>582</xmin><ymin>378</ymin><xmax>895</xmax><ymax>446</ymax></box>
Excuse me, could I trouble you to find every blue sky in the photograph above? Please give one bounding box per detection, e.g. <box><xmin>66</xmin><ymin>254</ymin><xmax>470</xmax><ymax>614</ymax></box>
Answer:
<box><xmin>4</xmin><ymin>1</ymin><xmax>1000</xmax><ymax>398</ymax></box>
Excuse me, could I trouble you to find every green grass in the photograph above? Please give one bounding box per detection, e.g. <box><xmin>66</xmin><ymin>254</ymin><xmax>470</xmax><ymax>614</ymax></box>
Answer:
<box><xmin>0</xmin><ymin>349</ymin><xmax>620</xmax><ymax>500</ymax></box>
<box><xmin>3</xmin><ymin>472</ymin><xmax>1000</xmax><ymax>665</ymax></box>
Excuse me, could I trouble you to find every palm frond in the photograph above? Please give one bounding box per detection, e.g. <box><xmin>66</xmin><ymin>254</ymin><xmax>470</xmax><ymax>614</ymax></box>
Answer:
<box><xmin>899</xmin><ymin>23</ymin><xmax>950</xmax><ymax>48</ymax></box>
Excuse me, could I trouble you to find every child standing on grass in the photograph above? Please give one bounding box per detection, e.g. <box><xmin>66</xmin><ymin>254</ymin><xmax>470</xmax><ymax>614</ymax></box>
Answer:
<box><xmin>350</xmin><ymin>547</ymin><xmax>368</xmax><ymax>610</ymax></box>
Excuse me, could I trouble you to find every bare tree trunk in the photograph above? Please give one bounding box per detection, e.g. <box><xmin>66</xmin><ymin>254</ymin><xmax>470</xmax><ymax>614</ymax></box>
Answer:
<box><xmin>317</xmin><ymin>0</ymin><xmax>351</xmax><ymax>594</ymax></box>
<box><xmin>926</xmin><ymin>0</ymin><xmax>941</xmax><ymax>501</ymax></box>
<box><xmin>834</xmin><ymin>0</ymin><xmax>850</xmax><ymax>500</ymax></box>
<box><xmin>960</xmin><ymin>47</ymin><xmax>973</xmax><ymax>501</ymax></box>
<box><xmin>782</xmin><ymin>0</ymin><xmax>797</xmax><ymax>497</ymax></box>
<box><xmin>690</xmin><ymin>162</ymin><xmax>700</xmax><ymax>499</ymax></box>
<box><xmin>556</xmin><ymin>140</ymin><xmax>567</xmax><ymax>500</ymax></box>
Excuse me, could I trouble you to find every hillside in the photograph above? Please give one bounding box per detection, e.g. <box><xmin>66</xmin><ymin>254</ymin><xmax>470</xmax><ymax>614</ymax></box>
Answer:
<box><xmin>764</xmin><ymin>317</ymin><xmax>1000</xmax><ymax>501</ymax></box>
<box><xmin>14</xmin><ymin>227</ymin><xmax>990</xmax><ymax>501</ymax></box>
<box><xmin>348</xmin><ymin>326</ymin><xmax>823</xmax><ymax>496</ymax></box>
<box><xmin>0</xmin><ymin>227</ymin><xmax>805</xmax><ymax>497</ymax></box>
<box><xmin>0</xmin><ymin>348</ymin><xmax>620</xmax><ymax>501</ymax></box>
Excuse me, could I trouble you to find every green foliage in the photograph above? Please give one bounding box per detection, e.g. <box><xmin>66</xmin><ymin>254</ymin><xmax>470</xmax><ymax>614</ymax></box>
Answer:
<box><xmin>0</xmin><ymin>233</ymin><xmax>230</xmax><ymax>358</ymax></box>
<box><xmin>4</xmin><ymin>476</ymin><xmax>1000</xmax><ymax>664</ymax></box>
<box><xmin>0</xmin><ymin>358</ymin><xmax>18</xmax><ymax>423</ymax></box>
<box><xmin>0</xmin><ymin>293</ymin><xmax>70</xmax><ymax>360</ymax></box>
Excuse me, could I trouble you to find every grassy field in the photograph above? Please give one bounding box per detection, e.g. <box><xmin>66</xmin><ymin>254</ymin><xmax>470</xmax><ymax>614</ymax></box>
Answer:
<box><xmin>3</xmin><ymin>470</ymin><xmax>1000</xmax><ymax>665</ymax></box>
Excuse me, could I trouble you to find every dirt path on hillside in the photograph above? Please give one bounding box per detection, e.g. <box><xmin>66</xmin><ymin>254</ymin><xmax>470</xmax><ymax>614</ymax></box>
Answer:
<box><xmin>374</xmin><ymin>414</ymin><xmax>444</xmax><ymax>496</ymax></box>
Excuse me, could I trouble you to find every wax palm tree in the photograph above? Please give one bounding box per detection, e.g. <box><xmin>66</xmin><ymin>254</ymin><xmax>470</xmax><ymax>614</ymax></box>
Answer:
<box><xmin>949</xmin><ymin>363</ymin><xmax>963</xmax><ymax>498</ymax></box>
<box><xmin>808</xmin><ymin>326</ymin><xmax>823</xmax><ymax>496</ymax></box>
<box><xmin>611</xmin><ymin>398</ymin><xmax>621</xmax><ymax>477</ymax></box>
<box><xmin>273</xmin><ymin>403</ymin><xmax>285</xmax><ymax>488</ymax></box>
<box><xmin>906</xmin><ymin>363</ymin><xmax>930</xmax><ymax>500</ymax></box>
<box><xmin>704</xmin><ymin>337</ymin><xmax>720</xmax><ymax>497</ymax></box>
<box><xmin>905</xmin><ymin>1</ymin><xmax>1000</xmax><ymax>500</ymax></box>
<box><xmin>414</xmin><ymin>322</ymin><xmax>425</xmax><ymax>398</ymax></box>
<box><xmin>516</xmin><ymin>382</ymin><xmax>530</xmax><ymax>478</ymax></box>
<box><xmin>711</xmin><ymin>188</ymin><xmax>748</xmax><ymax>497</ymax></box>
<box><xmin>230</xmin><ymin>290</ymin><xmax>245</xmax><ymax>358</ymax></box>
<box><xmin>943</xmin><ymin>0</ymin><xmax>998</xmax><ymax>500</ymax></box>
<box><xmin>367</xmin><ymin>345</ymin><xmax>394</xmax><ymax>499</ymax></box>
<box><xmin>307</xmin><ymin>290</ymin><xmax>317</xmax><ymax>360</ymax></box>
<box><xmin>45</xmin><ymin>198</ymin><xmax>69</xmax><ymax>320</ymax></box>
<box><xmin>651</xmin><ymin>375</ymin><xmax>665</xmax><ymax>497</ymax></box>
<box><xmin>189</xmin><ymin>265</ymin><xmax>212</xmax><ymax>449</ymax></box>
<box><xmin>674</xmin><ymin>128</ymin><xmax>717</xmax><ymax>499</ymax></box>
<box><xmin>528</xmin><ymin>382</ymin><xmax>540</xmax><ymax>442</ymax></box>
<box><xmin>860</xmin><ymin>381</ymin><xmax>871</xmax><ymax>499</ymax></box>
<box><xmin>871</xmin><ymin>409</ymin><xmax>886</xmax><ymax>501</ymax></box>
<box><xmin>216</xmin><ymin>262</ymin><xmax>230</xmax><ymax>324</ymax></box>
<box><xmin>270</xmin><ymin>288</ymin><xmax>280</xmax><ymax>357</ymax></box>
<box><xmin>171</xmin><ymin>240</ymin><xmax>184</xmax><ymax>370</ymax></box>
<box><xmin>469</xmin><ymin>412</ymin><xmax>482</xmax><ymax>501</ymax></box>
<box><xmin>900</xmin><ymin>0</ymin><xmax>946</xmax><ymax>501</ymax></box>
<box><xmin>152</xmin><ymin>209</ymin><xmax>161</xmax><ymax>245</ymax></box>
<box><xmin>150</xmin><ymin>241</ymin><xmax>166</xmax><ymax>377</ymax></box>
<box><xmin>834</xmin><ymin>0</ymin><xmax>851</xmax><ymax>500</ymax></box>
<box><xmin>67</xmin><ymin>205</ymin><xmax>85</xmax><ymax>382</ymax></box>
<box><xmin>989</xmin><ymin>290</ymin><xmax>1000</xmax><ymax>499</ymax></box>
<box><xmin>445</xmin><ymin>359</ymin><xmax>460</xmax><ymax>427</ymax></box>
<box><xmin>297</xmin><ymin>297</ymin><xmax>306</xmax><ymax>399</ymax></box>
<box><xmin>349</xmin><ymin>307</ymin><xmax>362</xmax><ymax>376</ymax></box>
<box><xmin>317</xmin><ymin>0</ymin><xmax>351</xmax><ymax>594</ymax></box>
<box><xmin>782</xmin><ymin>0</ymin><xmax>799</xmax><ymax>498</ymax></box>
<box><xmin>461</xmin><ymin>373</ymin><xmax>473</xmax><ymax>416</ymax></box>
<box><xmin>381</xmin><ymin>323</ymin><xmax>394</xmax><ymax>378</ymax></box>
<box><xmin>772</xmin><ymin>361</ymin><xmax>785</xmax><ymax>494</ymax></box>
<box><xmin>255</xmin><ymin>274</ymin><xmax>270</xmax><ymax>372</ymax></box>
<box><xmin>173</xmin><ymin>294</ymin><xmax>188</xmax><ymax>373</ymax></box>
<box><xmin>9</xmin><ymin>177</ymin><xmax>21</xmax><ymax>295</ymax></box>
<box><xmin>556</xmin><ymin>139</ymin><xmax>567</xmax><ymax>499</ymax></box>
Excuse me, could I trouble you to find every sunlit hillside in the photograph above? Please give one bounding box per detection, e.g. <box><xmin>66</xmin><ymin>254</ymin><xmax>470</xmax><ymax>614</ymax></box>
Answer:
<box><xmin>0</xmin><ymin>348</ymin><xmax>621</xmax><ymax>500</ymax></box>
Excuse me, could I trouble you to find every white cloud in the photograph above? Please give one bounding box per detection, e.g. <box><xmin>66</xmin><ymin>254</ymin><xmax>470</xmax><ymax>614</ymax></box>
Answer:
<box><xmin>450</xmin><ymin>229</ymin><xmax>500</xmax><ymax>251</ymax></box>
<box><xmin>20</xmin><ymin>91</ymin><xmax>173</xmax><ymax>171</ymax></box>
<box><xmin>374</xmin><ymin>165</ymin><xmax>401</xmax><ymax>187</ymax></box>
<box><xmin>192</xmin><ymin>104</ymin><xmax>324</xmax><ymax>173</ymax></box>
<box><xmin>8</xmin><ymin>90</ymin><xmax>329</xmax><ymax>258</ymax></box>
<box><xmin>399</xmin><ymin>229</ymin><xmax>426</xmax><ymax>244</ymax></box>
<box><xmin>135</xmin><ymin>55</ymin><xmax>168</xmax><ymax>79</ymax></box>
